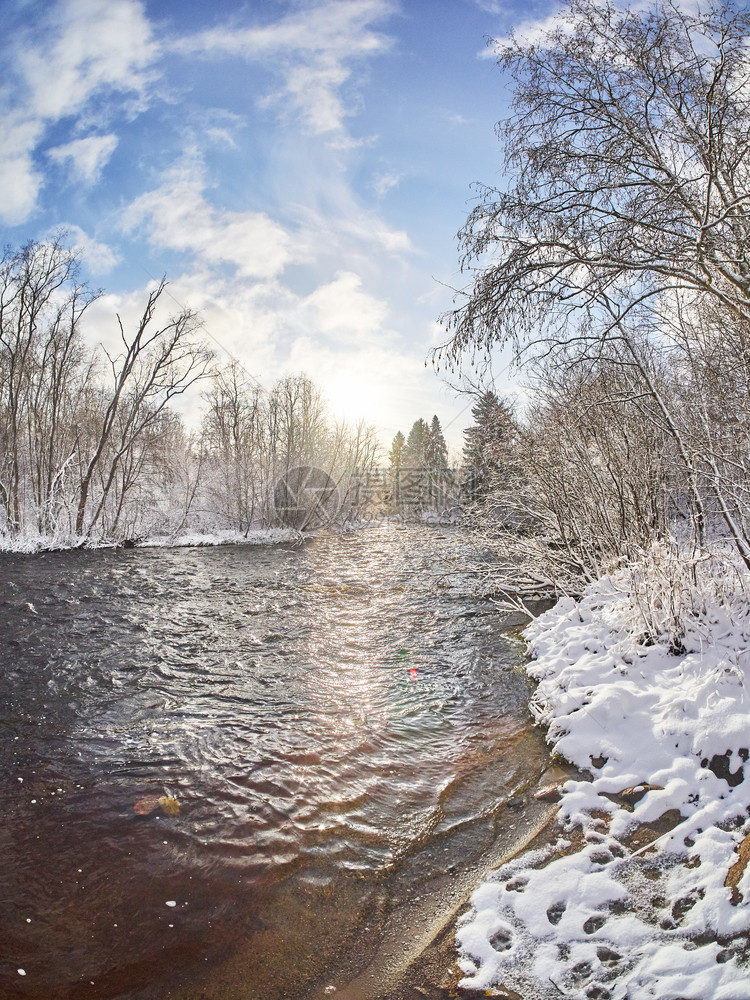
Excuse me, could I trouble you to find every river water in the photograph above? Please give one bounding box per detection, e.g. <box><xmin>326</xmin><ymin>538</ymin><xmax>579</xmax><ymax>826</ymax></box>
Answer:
<box><xmin>0</xmin><ymin>523</ymin><xmax>548</xmax><ymax>999</ymax></box>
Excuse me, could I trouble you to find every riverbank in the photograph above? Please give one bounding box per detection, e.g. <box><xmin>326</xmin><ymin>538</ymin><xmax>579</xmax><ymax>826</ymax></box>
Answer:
<box><xmin>315</xmin><ymin>764</ymin><xmax>570</xmax><ymax>1000</ymax></box>
<box><xmin>0</xmin><ymin>527</ymin><xmax>303</xmax><ymax>553</ymax></box>
<box><xmin>456</xmin><ymin>547</ymin><xmax>750</xmax><ymax>999</ymax></box>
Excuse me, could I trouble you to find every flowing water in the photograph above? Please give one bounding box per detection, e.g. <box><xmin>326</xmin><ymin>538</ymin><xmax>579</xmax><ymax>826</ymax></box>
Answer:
<box><xmin>0</xmin><ymin>523</ymin><xmax>548</xmax><ymax>999</ymax></box>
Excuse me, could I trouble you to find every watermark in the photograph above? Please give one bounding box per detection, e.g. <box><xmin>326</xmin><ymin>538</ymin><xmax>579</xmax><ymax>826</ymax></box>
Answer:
<box><xmin>275</xmin><ymin>465</ymin><xmax>470</xmax><ymax>528</ymax></box>
<box><xmin>346</xmin><ymin>466</ymin><xmax>462</xmax><ymax>521</ymax></box>
<box><xmin>274</xmin><ymin>465</ymin><xmax>341</xmax><ymax>528</ymax></box>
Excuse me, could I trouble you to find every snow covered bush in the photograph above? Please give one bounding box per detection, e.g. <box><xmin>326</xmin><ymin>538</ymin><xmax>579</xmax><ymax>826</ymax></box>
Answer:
<box><xmin>625</xmin><ymin>541</ymin><xmax>750</xmax><ymax>654</ymax></box>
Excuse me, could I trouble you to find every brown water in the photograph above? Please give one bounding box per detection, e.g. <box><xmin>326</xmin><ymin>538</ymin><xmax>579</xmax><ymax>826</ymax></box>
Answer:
<box><xmin>0</xmin><ymin>523</ymin><xmax>547</xmax><ymax>999</ymax></box>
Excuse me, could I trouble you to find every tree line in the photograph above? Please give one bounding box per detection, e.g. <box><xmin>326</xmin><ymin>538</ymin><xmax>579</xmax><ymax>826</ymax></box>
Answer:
<box><xmin>439</xmin><ymin>0</ymin><xmax>750</xmax><ymax>601</ymax></box>
<box><xmin>360</xmin><ymin>405</ymin><xmax>515</xmax><ymax>518</ymax></box>
<box><xmin>0</xmin><ymin>237</ymin><xmax>380</xmax><ymax>544</ymax></box>
<box><xmin>383</xmin><ymin>416</ymin><xmax>451</xmax><ymax>513</ymax></box>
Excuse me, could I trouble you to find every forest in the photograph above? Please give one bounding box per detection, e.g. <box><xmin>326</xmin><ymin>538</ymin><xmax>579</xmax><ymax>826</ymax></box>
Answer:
<box><xmin>7</xmin><ymin>0</ymin><xmax>750</xmax><ymax>631</ymax></box>
<box><xmin>0</xmin><ymin>237</ymin><xmax>477</xmax><ymax>544</ymax></box>
<box><xmin>0</xmin><ymin>237</ymin><xmax>388</xmax><ymax>544</ymax></box>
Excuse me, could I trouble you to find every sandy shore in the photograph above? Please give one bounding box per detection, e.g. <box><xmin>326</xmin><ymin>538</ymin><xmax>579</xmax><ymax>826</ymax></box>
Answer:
<box><xmin>303</xmin><ymin>762</ymin><xmax>574</xmax><ymax>1000</ymax></box>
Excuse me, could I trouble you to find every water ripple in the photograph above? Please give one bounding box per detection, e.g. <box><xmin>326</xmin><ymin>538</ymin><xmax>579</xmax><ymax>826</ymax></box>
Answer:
<box><xmin>0</xmin><ymin>524</ymin><xmax>545</xmax><ymax>999</ymax></box>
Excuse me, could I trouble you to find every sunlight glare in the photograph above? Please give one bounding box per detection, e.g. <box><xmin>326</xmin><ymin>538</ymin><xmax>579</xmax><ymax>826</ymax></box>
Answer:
<box><xmin>327</xmin><ymin>374</ymin><xmax>385</xmax><ymax>426</ymax></box>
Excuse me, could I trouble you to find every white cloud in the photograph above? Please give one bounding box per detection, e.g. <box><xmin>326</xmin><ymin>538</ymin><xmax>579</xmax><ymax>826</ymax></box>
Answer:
<box><xmin>289</xmin><ymin>190</ymin><xmax>412</xmax><ymax>259</ymax></box>
<box><xmin>297</xmin><ymin>270</ymin><xmax>390</xmax><ymax>342</ymax></box>
<box><xmin>0</xmin><ymin>0</ymin><xmax>158</xmax><ymax>224</ymax></box>
<box><xmin>123</xmin><ymin>155</ymin><xmax>297</xmax><ymax>280</ymax></box>
<box><xmin>122</xmin><ymin>138</ymin><xmax>412</xmax><ymax>287</ymax></box>
<box><xmin>438</xmin><ymin>109</ymin><xmax>469</xmax><ymax>127</ymax></box>
<box><xmin>472</xmin><ymin>0</ymin><xmax>505</xmax><ymax>12</ymax></box>
<box><xmin>257</xmin><ymin>61</ymin><xmax>351</xmax><ymax>136</ymax></box>
<box><xmin>174</xmin><ymin>0</ymin><xmax>395</xmax><ymax>136</ymax></box>
<box><xmin>372</xmin><ymin>170</ymin><xmax>401</xmax><ymax>198</ymax></box>
<box><xmin>82</xmin><ymin>255</ymin><xmax>460</xmax><ymax>446</ymax></box>
<box><xmin>481</xmin><ymin>5</ymin><xmax>566</xmax><ymax>53</ymax></box>
<box><xmin>162</xmin><ymin>265</ymin><xmax>394</xmax><ymax>365</ymax></box>
<box><xmin>62</xmin><ymin>224</ymin><xmax>120</xmax><ymax>274</ymax></box>
<box><xmin>16</xmin><ymin>0</ymin><xmax>157</xmax><ymax>121</ymax></box>
<box><xmin>47</xmin><ymin>134</ymin><xmax>119</xmax><ymax>184</ymax></box>
<box><xmin>203</xmin><ymin>127</ymin><xmax>237</xmax><ymax>149</ymax></box>
<box><xmin>484</xmin><ymin>0</ymin><xmax>703</xmax><ymax>55</ymax></box>
<box><xmin>0</xmin><ymin>115</ymin><xmax>44</xmax><ymax>224</ymax></box>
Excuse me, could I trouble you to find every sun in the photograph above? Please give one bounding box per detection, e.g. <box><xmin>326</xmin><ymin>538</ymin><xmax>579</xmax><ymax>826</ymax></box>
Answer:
<box><xmin>326</xmin><ymin>374</ymin><xmax>385</xmax><ymax>426</ymax></box>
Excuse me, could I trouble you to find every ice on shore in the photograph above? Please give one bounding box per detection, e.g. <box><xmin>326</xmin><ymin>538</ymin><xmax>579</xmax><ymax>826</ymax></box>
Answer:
<box><xmin>457</xmin><ymin>554</ymin><xmax>750</xmax><ymax>999</ymax></box>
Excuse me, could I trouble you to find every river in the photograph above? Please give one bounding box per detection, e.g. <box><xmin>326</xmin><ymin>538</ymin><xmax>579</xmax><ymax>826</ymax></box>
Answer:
<box><xmin>0</xmin><ymin>523</ymin><xmax>548</xmax><ymax>999</ymax></box>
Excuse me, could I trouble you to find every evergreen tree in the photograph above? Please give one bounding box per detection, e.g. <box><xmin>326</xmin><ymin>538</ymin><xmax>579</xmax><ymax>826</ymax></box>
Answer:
<box><xmin>400</xmin><ymin>419</ymin><xmax>430</xmax><ymax>513</ymax></box>
<box><xmin>387</xmin><ymin>430</ymin><xmax>406</xmax><ymax>511</ymax></box>
<box><xmin>426</xmin><ymin>415</ymin><xmax>448</xmax><ymax>471</ymax></box>
<box><xmin>462</xmin><ymin>392</ymin><xmax>517</xmax><ymax>500</ymax></box>
<box><xmin>403</xmin><ymin>418</ymin><xmax>430</xmax><ymax>468</ymax></box>
<box><xmin>388</xmin><ymin>430</ymin><xmax>405</xmax><ymax>470</ymax></box>
<box><xmin>425</xmin><ymin>415</ymin><xmax>451</xmax><ymax>510</ymax></box>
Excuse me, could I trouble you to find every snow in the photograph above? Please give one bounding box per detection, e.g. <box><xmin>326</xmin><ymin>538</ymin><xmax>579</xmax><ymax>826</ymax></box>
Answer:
<box><xmin>457</xmin><ymin>550</ymin><xmax>750</xmax><ymax>999</ymax></box>
<box><xmin>140</xmin><ymin>529</ymin><xmax>302</xmax><ymax>547</ymax></box>
<box><xmin>0</xmin><ymin>527</ymin><xmax>303</xmax><ymax>553</ymax></box>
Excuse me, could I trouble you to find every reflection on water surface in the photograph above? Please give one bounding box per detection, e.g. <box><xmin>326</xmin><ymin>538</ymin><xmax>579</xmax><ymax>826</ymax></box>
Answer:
<box><xmin>0</xmin><ymin>523</ymin><xmax>546</xmax><ymax>999</ymax></box>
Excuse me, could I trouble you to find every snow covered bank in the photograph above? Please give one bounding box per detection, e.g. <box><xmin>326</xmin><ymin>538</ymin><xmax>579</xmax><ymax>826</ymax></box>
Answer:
<box><xmin>457</xmin><ymin>548</ymin><xmax>750</xmax><ymax>999</ymax></box>
<box><xmin>0</xmin><ymin>531</ymin><xmax>110</xmax><ymax>553</ymax></box>
<box><xmin>0</xmin><ymin>527</ymin><xmax>303</xmax><ymax>553</ymax></box>
<box><xmin>140</xmin><ymin>528</ymin><xmax>302</xmax><ymax>547</ymax></box>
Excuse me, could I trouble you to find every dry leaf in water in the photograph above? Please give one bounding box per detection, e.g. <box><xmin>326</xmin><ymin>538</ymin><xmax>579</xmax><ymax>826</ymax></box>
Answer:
<box><xmin>134</xmin><ymin>795</ymin><xmax>161</xmax><ymax>815</ymax></box>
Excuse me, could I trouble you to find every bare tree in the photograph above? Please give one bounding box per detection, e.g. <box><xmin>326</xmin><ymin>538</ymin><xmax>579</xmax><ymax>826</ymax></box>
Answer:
<box><xmin>198</xmin><ymin>367</ymin><xmax>382</xmax><ymax>531</ymax></box>
<box><xmin>440</xmin><ymin>0</ymin><xmax>750</xmax><ymax>574</ymax></box>
<box><xmin>0</xmin><ymin>237</ymin><xmax>98</xmax><ymax>534</ymax></box>
<box><xmin>75</xmin><ymin>279</ymin><xmax>213</xmax><ymax>537</ymax></box>
<box><xmin>0</xmin><ymin>236</ymin><xmax>380</xmax><ymax>543</ymax></box>
<box><xmin>200</xmin><ymin>362</ymin><xmax>266</xmax><ymax>532</ymax></box>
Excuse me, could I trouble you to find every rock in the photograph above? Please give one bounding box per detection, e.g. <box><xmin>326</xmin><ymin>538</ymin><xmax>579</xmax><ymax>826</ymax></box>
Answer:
<box><xmin>583</xmin><ymin>914</ymin><xmax>606</xmax><ymax>934</ymax></box>
<box><xmin>702</xmin><ymin>750</ymin><xmax>744</xmax><ymax>787</ymax></box>
<box><xmin>534</xmin><ymin>783</ymin><xmax>564</xmax><ymax>802</ymax></box>
<box><xmin>725</xmin><ymin>830</ymin><xmax>750</xmax><ymax>904</ymax></box>
<box><xmin>619</xmin><ymin>783</ymin><xmax>664</xmax><ymax>803</ymax></box>
<box><xmin>456</xmin><ymin>988</ymin><xmax>522</xmax><ymax>1000</ymax></box>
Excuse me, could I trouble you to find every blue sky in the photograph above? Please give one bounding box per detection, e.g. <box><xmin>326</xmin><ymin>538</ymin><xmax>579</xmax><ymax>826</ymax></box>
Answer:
<box><xmin>0</xmin><ymin>0</ymin><xmax>555</xmax><ymax>454</ymax></box>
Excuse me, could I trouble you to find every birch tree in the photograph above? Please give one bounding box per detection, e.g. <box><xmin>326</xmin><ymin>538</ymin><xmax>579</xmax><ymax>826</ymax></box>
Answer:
<box><xmin>201</xmin><ymin>362</ymin><xmax>266</xmax><ymax>532</ymax></box>
<box><xmin>443</xmin><ymin>0</ymin><xmax>750</xmax><ymax>363</ymax></box>
<box><xmin>0</xmin><ymin>237</ymin><xmax>98</xmax><ymax>534</ymax></box>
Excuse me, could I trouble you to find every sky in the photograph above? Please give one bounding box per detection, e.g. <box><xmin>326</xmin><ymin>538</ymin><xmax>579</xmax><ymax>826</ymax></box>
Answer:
<box><xmin>0</xmin><ymin>0</ymin><xmax>556</xmax><ymax>456</ymax></box>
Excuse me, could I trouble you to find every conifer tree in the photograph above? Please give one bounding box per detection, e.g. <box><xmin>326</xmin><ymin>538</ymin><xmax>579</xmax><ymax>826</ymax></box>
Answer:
<box><xmin>398</xmin><ymin>419</ymin><xmax>429</xmax><ymax>513</ymax></box>
<box><xmin>462</xmin><ymin>392</ymin><xmax>517</xmax><ymax>500</ymax></box>
<box><xmin>403</xmin><ymin>418</ymin><xmax>430</xmax><ymax>469</ymax></box>
<box><xmin>387</xmin><ymin>430</ymin><xmax>406</xmax><ymax>510</ymax></box>
<box><xmin>388</xmin><ymin>430</ymin><xmax>405</xmax><ymax>470</ymax></box>
<box><xmin>426</xmin><ymin>415</ymin><xmax>448</xmax><ymax>471</ymax></box>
